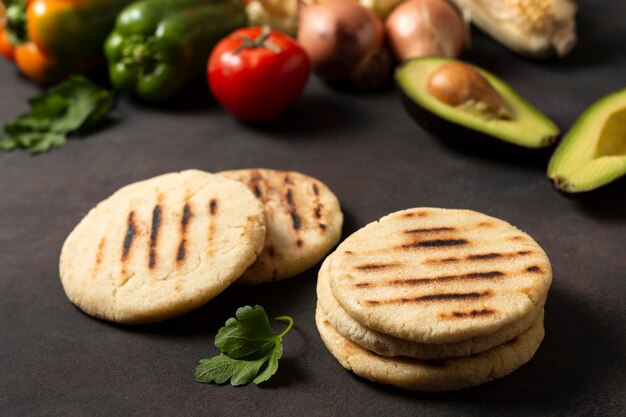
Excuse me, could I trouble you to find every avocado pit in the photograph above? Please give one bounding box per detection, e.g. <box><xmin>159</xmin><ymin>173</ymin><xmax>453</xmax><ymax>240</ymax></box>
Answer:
<box><xmin>427</xmin><ymin>62</ymin><xmax>513</xmax><ymax>120</ymax></box>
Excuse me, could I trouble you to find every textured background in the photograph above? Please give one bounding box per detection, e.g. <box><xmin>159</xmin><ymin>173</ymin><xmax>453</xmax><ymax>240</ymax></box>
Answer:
<box><xmin>1</xmin><ymin>1</ymin><xmax>625</xmax><ymax>415</ymax></box>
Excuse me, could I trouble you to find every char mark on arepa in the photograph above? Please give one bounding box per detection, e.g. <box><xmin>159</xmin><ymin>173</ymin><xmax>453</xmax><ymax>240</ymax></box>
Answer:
<box><xmin>526</xmin><ymin>265</ymin><xmax>542</xmax><ymax>273</ymax></box>
<box><xmin>424</xmin><ymin>250</ymin><xmax>534</xmax><ymax>265</ymax></box>
<box><xmin>248</xmin><ymin>170</ymin><xmax>264</xmax><ymax>198</ymax></box>
<box><xmin>439</xmin><ymin>308</ymin><xmax>497</xmax><ymax>320</ymax></box>
<box><xmin>354</xmin><ymin>262</ymin><xmax>401</xmax><ymax>271</ymax></box>
<box><xmin>209</xmin><ymin>198</ymin><xmax>218</xmax><ymax>215</ymax></box>
<box><xmin>401</xmin><ymin>239</ymin><xmax>468</xmax><ymax>249</ymax></box>
<box><xmin>285</xmin><ymin>189</ymin><xmax>302</xmax><ymax>230</ymax></box>
<box><xmin>148</xmin><ymin>205</ymin><xmax>162</xmax><ymax>269</ymax></box>
<box><xmin>312</xmin><ymin>183</ymin><xmax>320</xmax><ymax>196</ymax></box>
<box><xmin>176</xmin><ymin>203</ymin><xmax>192</xmax><ymax>262</ymax></box>
<box><xmin>122</xmin><ymin>211</ymin><xmax>137</xmax><ymax>261</ymax></box>
<box><xmin>354</xmin><ymin>270</ymin><xmax>504</xmax><ymax>288</ymax></box>
<box><xmin>364</xmin><ymin>290</ymin><xmax>492</xmax><ymax>306</ymax></box>
<box><xmin>403</xmin><ymin>227</ymin><xmax>456</xmax><ymax>234</ymax></box>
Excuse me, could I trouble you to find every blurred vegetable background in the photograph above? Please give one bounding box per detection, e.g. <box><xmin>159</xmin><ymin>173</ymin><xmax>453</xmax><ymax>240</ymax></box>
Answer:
<box><xmin>4</xmin><ymin>0</ymin><xmax>625</xmax><ymax>195</ymax></box>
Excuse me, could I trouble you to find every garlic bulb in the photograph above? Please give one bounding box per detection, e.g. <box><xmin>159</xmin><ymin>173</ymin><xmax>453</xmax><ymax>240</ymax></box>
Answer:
<box><xmin>451</xmin><ymin>0</ymin><xmax>577</xmax><ymax>57</ymax></box>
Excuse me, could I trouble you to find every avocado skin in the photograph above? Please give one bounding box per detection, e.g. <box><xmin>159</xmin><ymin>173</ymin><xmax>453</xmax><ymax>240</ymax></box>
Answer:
<box><xmin>397</xmin><ymin>84</ymin><xmax>557</xmax><ymax>159</ymax></box>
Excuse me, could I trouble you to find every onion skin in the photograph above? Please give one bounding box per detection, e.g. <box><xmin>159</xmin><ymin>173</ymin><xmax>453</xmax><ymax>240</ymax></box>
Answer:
<box><xmin>298</xmin><ymin>0</ymin><xmax>390</xmax><ymax>90</ymax></box>
<box><xmin>386</xmin><ymin>0</ymin><xmax>466</xmax><ymax>62</ymax></box>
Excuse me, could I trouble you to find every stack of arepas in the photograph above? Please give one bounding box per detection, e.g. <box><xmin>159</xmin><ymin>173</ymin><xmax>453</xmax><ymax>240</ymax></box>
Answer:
<box><xmin>316</xmin><ymin>208</ymin><xmax>551</xmax><ymax>391</ymax></box>
<box><xmin>60</xmin><ymin>169</ymin><xmax>343</xmax><ymax>324</ymax></box>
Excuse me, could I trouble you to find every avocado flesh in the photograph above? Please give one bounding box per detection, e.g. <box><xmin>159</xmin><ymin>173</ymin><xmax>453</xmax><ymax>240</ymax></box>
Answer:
<box><xmin>396</xmin><ymin>57</ymin><xmax>559</xmax><ymax>148</ymax></box>
<box><xmin>548</xmin><ymin>89</ymin><xmax>626</xmax><ymax>192</ymax></box>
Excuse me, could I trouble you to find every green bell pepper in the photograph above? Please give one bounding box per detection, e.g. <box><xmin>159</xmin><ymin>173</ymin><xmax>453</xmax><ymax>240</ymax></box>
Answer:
<box><xmin>104</xmin><ymin>0</ymin><xmax>247</xmax><ymax>101</ymax></box>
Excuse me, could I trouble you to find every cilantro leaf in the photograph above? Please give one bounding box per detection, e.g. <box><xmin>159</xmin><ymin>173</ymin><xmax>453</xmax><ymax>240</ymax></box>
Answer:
<box><xmin>215</xmin><ymin>305</ymin><xmax>279</xmax><ymax>359</ymax></box>
<box><xmin>1</xmin><ymin>75</ymin><xmax>113</xmax><ymax>154</ymax></box>
<box><xmin>195</xmin><ymin>306</ymin><xmax>293</xmax><ymax>387</ymax></box>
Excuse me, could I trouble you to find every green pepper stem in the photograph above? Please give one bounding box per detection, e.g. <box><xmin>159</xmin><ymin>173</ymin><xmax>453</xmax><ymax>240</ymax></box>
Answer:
<box><xmin>4</xmin><ymin>0</ymin><xmax>27</xmax><ymax>45</ymax></box>
<box><xmin>274</xmin><ymin>315</ymin><xmax>294</xmax><ymax>339</ymax></box>
<box><xmin>119</xmin><ymin>35</ymin><xmax>161</xmax><ymax>73</ymax></box>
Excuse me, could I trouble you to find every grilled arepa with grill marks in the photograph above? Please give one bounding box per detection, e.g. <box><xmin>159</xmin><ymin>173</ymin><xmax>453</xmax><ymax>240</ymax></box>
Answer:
<box><xmin>219</xmin><ymin>169</ymin><xmax>343</xmax><ymax>284</ymax></box>
<box><xmin>328</xmin><ymin>208</ymin><xmax>552</xmax><ymax>344</ymax></box>
<box><xmin>316</xmin><ymin>306</ymin><xmax>545</xmax><ymax>392</ymax></box>
<box><xmin>59</xmin><ymin>170</ymin><xmax>266</xmax><ymax>324</ymax></box>
<box><xmin>317</xmin><ymin>254</ymin><xmax>545</xmax><ymax>359</ymax></box>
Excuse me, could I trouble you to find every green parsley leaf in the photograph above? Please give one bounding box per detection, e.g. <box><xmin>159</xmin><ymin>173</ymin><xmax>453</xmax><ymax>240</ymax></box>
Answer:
<box><xmin>195</xmin><ymin>354</ymin><xmax>268</xmax><ymax>386</ymax></box>
<box><xmin>195</xmin><ymin>305</ymin><xmax>293</xmax><ymax>386</ymax></box>
<box><xmin>252</xmin><ymin>341</ymin><xmax>283</xmax><ymax>385</ymax></box>
<box><xmin>1</xmin><ymin>75</ymin><xmax>113</xmax><ymax>154</ymax></box>
<box><xmin>215</xmin><ymin>305</ymin><xmax>280</xmax><ymax>359</ymax></box>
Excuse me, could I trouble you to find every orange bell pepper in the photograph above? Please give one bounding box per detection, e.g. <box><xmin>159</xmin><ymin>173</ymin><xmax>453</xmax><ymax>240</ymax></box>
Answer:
<box><xmin>0</xmin><ymin>0</ymin><xmax>132</xmax><ymax>83</ymax></box>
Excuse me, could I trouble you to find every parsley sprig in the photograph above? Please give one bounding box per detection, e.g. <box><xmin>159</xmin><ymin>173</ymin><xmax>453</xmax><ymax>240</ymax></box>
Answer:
<box><xmin>0</xmin><ymin>76</ymin><xmax>113</xmax><ymax>154</ymax></box>
<box><xmin>195</xmin><ymin>305</ymin><xmax>294</xmax><ymax>386</ymax></box>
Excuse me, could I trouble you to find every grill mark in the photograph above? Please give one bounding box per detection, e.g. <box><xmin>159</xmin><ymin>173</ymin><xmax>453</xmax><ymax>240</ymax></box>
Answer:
<box><xmin>296</xmin><ymin>239</ymin><xmax>303</xmax><ymax>248</ymax></box>
<box><xmin>312</xmin><ymin>183</ymin><xmax>320</xmax><ymax>196</ymax></box>
<box><xmin>357</xmin><ymin>270</ymin><xmax>504</xmax><ymax>288</ymax></box>
<box><xmin>285</xmin><ymin>189</ymin><xmax>302</xmax><ymax>230</ymax></box>
<box><xmin>526</xmin><ymin>265</ymin><xmax>542</xmax><ymax>273</ymax></box>
<box><xmin>177</xmin><ymin>241</ymin><xmax>186</xmax><ymax>262</ymax></box>
<box><xmin>290</xmin><ymin>211</ymin><xmax>302</xmax><ymax>230</ymax></box>
<box><xmin>319</xmin><ymin>223</ymin><xmax>327</xmax><ymax>231</ymax></box>
<box><xmin>314</xmin><ymin>204</ymin><xmax>323</xmax><ymax>219</ymax></box>
<box><xmin>467</xmin><ymin>253</ymin><xmax>502</xmax><ymax>260</ymax></box>
<box><xmin>365</xmin><ymin>290</ymin><xmax>492</xmax><ymax>306</ymax></box>
<box><xmin>344</xmin><ymin>250</ymin><xmax>353</xmax><ymax>255</ymax></box>
<box><xmin>404</xmin><ymin>227</ymin><xmax>455</xmax><ymax>234</ymax></box>
<box><xmin>424</xmin><ymin>250</ymin><xmax>534</xmax><ymax>265</ymax></box>
<box><xmin>209</xmin><ymin>199</ymin><xmax>218</xmax><ymax>215</ymax></box>
<box><xmin>267</xmin><ymin>245</ymin><xmax>276</xmax><ymax>257</ymax></box>
<box><xmin>439</xmin><ymin>308</ymin><xmax>496</xmax><ymax>320</ymax></box>
<box><xmin>478</xmin><ymin>221</ymin><xmax>493</xmax><ymax>227</ymax></box>
<box><xmin>248</xmin><ymin>170</ymin><xmax>266</xmax><ymax>200</ymax></box>
<box><xmin>176</xmin><ymin>203</ymin><xmax>192</xmax><ymax>263</ymax></box>
<box><xmin>402</xmin><ymin>210</ymin><xmax>429</xmax><ymax>218</ymax></box>
<box><xmin>402</xmin><ymin>239</ymin><xmax>468</xmax><ymax>249</ymax></box>
<box><xmin>148</xmin><ymin>205</ymin><xmax>162</xmax><ymax>269</ymax></box>
<box><xmin>286</xmin><ymin>189</ymin><xmax>295</xmax><ymax>205</ymax></box>
<box><xmin>122</xmin><ymin>211</ymin><xmax>137</xmax><ymax>260</ymax></box>
<box><xmin>354</xmin><ymin>262</ymin><xmax>401</xmax><ymax>271</ymax></box>
<box><xmin>283</xmin><ymin>174</ymin><xmax>292</xmax><ymax>185</ymax></box>
<box><xmin>93</xmin><ymin>237</ymin><xmax>106</xmax><ymax>278</ymax></box>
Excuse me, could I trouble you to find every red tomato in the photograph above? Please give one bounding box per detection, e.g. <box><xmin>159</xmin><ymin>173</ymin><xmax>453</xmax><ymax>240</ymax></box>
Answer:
<box><xmin>208</xmin><ymin>27</ymin><xmax>310</xmax><ymax>122</ymax></box>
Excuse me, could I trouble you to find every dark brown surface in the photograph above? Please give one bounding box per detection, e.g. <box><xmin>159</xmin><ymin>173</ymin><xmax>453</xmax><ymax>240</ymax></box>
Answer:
<box><xmin>1</xmin><ymin>2</ymin><xmax>625</xmax><ymax>415</ymax></box>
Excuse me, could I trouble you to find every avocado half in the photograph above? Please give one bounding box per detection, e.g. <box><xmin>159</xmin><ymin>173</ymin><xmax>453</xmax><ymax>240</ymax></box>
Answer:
<box><xmin>548</xmin><ymin>89</ymin><xmax>626</xmax><ymax>193</ymax></box>
<box><xmin>396</xmin><ymin>57</ymin><xmax>559</xmax><ymax>148</ymax></box>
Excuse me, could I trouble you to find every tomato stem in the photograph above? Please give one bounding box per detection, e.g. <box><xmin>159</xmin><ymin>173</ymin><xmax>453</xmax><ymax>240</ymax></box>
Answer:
<box><xmin>233</xmin><ymin>25</ymin><xmax>281</xmax><ymax>54</ymax></box>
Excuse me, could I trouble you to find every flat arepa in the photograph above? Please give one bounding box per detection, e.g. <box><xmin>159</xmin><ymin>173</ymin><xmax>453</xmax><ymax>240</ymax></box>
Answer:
<box><xmin>317</xmin><ymin>254</ymin><xmax>545</xmax><ymax>359</ymax></box>
<box><xmin>59</xmin><ymin>170</ymin><xmax>266</xmax><ymax>324</ymax></box>
<box><xmin>219</xmin><ymin>169</ymin><xmax>343</xmax><ymax>284</ymax></box>
<box><xmin>316</xmin><ymin>306</ymin><xmax>545</xmax><ymax>392</ymax></box>
<box><xmin>329</xmin><ymin>208</ymin><xmax>552</xmax><ymax>343</ymax></box>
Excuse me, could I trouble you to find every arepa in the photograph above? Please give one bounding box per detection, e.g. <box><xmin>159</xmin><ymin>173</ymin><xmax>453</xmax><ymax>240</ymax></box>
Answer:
<box><xmin>219</xmin><ymin>168</ymin><xmax>343</xmax><ymax>284</ymax></box>
<box><xmin>317</xmin><ymin>254</ymin><xmax>545</xmax><ymax>359</ymax></box>
<box><xmin>59</xmin><ymin>170</ymin><xmax>266</xmax><ymax>324</ymax></box>
<box><xmin>328</xmin><ymin>208</ymin><xmax>552</xmax><ymax>343</ymax></box>
<box><xmin>316</xmin><ymin>306</ymin><xmax>545</xmax><ymax>392</ymax></box>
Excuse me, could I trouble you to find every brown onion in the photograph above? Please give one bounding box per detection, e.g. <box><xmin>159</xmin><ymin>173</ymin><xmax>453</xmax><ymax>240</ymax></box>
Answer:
<box><xmin>297</xmin><ymin>0</ymin><xmax>391</xmax><ymax>90</ymax></box>
<box><xmin>386</xmin><ymin>0</ymin><xmax>466</xmax><ymax>62</ymax></box>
